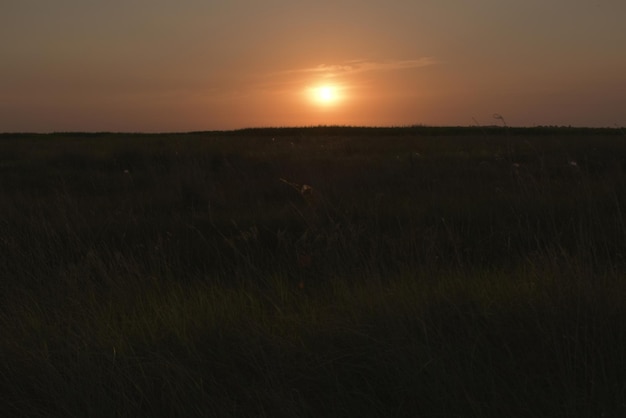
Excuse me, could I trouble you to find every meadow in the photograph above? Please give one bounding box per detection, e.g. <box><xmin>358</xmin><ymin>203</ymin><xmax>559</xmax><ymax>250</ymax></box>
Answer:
<box><xmin>1</xmin><ymin>126</ymin><xmax>626</xmax><ymax>417</ymax></box>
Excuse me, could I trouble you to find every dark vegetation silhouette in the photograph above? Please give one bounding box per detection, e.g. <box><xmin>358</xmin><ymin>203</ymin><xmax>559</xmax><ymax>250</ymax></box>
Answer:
<box><xmin>1</xmin><ymin>126</ymin><xmax>626</xmax><ymax>417</ymax></box>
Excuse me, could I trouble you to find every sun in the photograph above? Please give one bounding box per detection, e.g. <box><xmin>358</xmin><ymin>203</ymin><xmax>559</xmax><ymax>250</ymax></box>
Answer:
<box><xmin>309</xmin><ymin>84</ymin><xmax>342</xmax><ymax>107</ymax></box>
<box><xmin>317</xmin><ymin>86</ymin><xmax>335</xmax><ymax>102</ymax></box>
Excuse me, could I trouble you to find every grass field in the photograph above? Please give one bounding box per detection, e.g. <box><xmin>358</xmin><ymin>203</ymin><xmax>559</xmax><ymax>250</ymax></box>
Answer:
<box><xmin>2</xmin><ymin>126</ymin><xmax>626</xmax><ymax>417</ymax></box>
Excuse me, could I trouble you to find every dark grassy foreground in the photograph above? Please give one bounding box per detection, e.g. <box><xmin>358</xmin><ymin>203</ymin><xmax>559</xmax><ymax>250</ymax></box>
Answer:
<box><xmin>2</xmin><ymin>126</ymin><xmax>626</xmax><ymax>417</ymax></box>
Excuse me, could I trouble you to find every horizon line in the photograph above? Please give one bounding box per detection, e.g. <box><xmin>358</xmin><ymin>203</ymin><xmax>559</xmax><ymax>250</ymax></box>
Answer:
<box><xmin>1</xmin><ymin>124</ymin><xmax>625</xmax><ymax>136</ymax></box>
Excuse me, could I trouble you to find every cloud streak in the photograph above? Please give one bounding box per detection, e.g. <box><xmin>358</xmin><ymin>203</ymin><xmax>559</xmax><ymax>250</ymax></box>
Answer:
<box><xmin>243</xmin><ymin>57</ymin><xmax>438</xmax><ymax>95</ymax></box>
<box><xmin>283</xmin><ymin>57</ymin><xmax>438</xmax><ymax>77</ymax></box>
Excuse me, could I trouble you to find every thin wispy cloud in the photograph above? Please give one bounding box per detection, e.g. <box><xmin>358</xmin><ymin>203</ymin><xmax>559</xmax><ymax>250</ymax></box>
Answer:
<box><xmin>282</xmin><ymin>58</ymin><xmax>438</xmax><ymax>78</ymax></box>
<box><xmin>238</xmin><ymin>57</ymin><xmax>439</xmax><ymax>96</ymax></box>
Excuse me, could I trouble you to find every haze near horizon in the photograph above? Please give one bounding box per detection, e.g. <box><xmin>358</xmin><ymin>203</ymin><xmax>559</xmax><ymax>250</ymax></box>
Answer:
<box><xmin>2</xmin><ymin>0</ymin><xmax>625</xmax><ymax>132</ymax></box>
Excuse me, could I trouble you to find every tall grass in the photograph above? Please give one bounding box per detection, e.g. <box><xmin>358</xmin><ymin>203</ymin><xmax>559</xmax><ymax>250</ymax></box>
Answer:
<box><xmin>2</xmin><ymin>127</ymin><xmax>626</xmax><ymax>416</ymax></box>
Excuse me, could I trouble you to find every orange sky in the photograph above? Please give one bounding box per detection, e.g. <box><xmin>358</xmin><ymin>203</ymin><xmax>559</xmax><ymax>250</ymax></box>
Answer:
<box><xmin>2</xmin><ymin>1</ymin><xmax>625</xmax><ymax>132</ymax></box>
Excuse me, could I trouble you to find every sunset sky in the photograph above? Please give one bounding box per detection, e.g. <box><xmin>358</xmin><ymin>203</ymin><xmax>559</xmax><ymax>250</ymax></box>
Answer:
<box><xmin>2</xmin><ymin>0</ymin><xmax>625</xmax><ymax>132</ymax></box>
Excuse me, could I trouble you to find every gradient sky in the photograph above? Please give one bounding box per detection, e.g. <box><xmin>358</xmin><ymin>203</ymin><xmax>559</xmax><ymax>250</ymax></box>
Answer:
<box><xmin>2</xmin><ymin>0</ymin><xmax>625</xmax><ymax>132</ymax></box>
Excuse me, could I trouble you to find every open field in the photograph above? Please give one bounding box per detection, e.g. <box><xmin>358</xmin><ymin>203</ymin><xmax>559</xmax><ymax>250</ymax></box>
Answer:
<box><xmin>2</xmin><ymin>126</ymin><xmax>626</xmax><ymax>417</ymax></box>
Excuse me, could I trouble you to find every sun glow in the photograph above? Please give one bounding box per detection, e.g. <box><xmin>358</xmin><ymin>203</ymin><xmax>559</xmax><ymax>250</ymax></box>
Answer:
<box><xmin>309</xmin><ymin>84</ymin><xmax>343</xmax><ymax>107</ymax></box>
<box><xmin>317</xmin><ymin>86</ymin><xmax>335</xmax><ymax>102</ymax></box>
